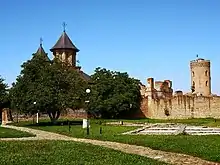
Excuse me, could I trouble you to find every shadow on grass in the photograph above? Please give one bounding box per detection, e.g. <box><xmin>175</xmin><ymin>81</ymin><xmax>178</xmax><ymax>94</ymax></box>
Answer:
<box><xmin>26</xmin><ymin>120</ymin><xmax>83</xmax><ymax>127</ymax></box>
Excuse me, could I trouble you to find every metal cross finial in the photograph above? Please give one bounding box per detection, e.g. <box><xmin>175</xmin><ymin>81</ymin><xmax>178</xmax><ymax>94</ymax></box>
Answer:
<box><xmin>62</xmin><ymin>22</ymin><xmax>67</xmax><ymax>32</ymax></box>
<box><xmin>196</xmin><ymin>54</ymin><xmax>199</xmax><ymax>58</ymax></box>
<box><xmin>40</xmin><ymin>37</ymin><xmax>43</xmax><ymax>46</ymax></box>
<box><xmin>76</xmin><ymin>60</ymin><xmax>80</xmax><ymax>66</ymax></box>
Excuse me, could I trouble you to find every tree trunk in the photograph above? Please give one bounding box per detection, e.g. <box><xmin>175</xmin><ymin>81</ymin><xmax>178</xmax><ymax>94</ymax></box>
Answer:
<box><xmin>8</xmin><ymin>109</ymin><xmax>13</xmax><ymax>122</ymax></box>
<box><xmin>48</xmin><ymin>110</ymin><xmax>61</xmax><ymax>124</ymax></box>
<box><xmin>0</xmin><ymin>109</ymin><xmax>2</xmax><ymax>123</ymax></box>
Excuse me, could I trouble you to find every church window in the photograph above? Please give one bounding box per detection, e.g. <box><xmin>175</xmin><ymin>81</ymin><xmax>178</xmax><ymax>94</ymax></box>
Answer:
<box><xmin>192</xmin><ymin>71</ymin><xmax>195</xmax><ymax>77</ymax></box>
<box><xmin>205</xmin><ymin>70</ymin><xmax>208</xmax><ymax>76</ymax></box>
<box><xmin>206</xmin><ymin>81</ymin><xmax>208</xmax><ymax>86</ymax></box>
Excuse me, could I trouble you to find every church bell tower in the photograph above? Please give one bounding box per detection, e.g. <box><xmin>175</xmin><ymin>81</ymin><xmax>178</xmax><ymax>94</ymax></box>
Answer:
<box><xmin>50</xmin><ymin>22</ymin><xmax>79</xmax><ymax>67</ymax></box>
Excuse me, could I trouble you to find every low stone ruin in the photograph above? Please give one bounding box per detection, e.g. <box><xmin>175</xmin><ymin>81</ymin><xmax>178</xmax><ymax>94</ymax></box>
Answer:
<box><xmin>122</xmin><ymin>123</ymin><xmax>220</xmax><ymax>135</ymax></box>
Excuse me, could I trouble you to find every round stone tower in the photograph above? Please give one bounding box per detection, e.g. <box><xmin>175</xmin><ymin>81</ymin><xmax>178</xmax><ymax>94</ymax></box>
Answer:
<box><xmin>190</xmin><ymin>57</ymin><xmax>211</xmax><ymax>96</ymax></box>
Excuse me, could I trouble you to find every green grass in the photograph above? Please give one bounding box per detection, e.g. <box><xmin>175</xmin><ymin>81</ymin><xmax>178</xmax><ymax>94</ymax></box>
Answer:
<box><xmin>0</xmin><ymin>140</ymin><xmax>168</xmax><ymax>165</ymax></box>
<box><xmin>12</xmin><ymin>118</ymin><xmax>220</xmax><ymax>162</ymax></box>
<box><xmin>12</xmin><ymin>117</ymin><xmax>220</xmax><ymax>127</ymax></box>
<box><xmin>107</xmin><ymin>117</ymin><xmax>220</xmax><ymax>127</ymax></box>
<box><xmin>0</xmin><ymin>127</ymin><xmax>35</xmax><ymax>138</ymax></box>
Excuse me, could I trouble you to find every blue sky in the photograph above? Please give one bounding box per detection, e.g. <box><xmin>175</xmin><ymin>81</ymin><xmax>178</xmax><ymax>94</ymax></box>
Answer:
<box><xmin>1</xmin><ymin>0</ymin><xmax>220</xmax><ymax>94</ymax></box>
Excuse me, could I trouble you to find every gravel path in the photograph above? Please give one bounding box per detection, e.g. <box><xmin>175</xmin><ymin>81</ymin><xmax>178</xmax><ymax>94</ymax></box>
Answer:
<box><xmin>1</xmin><ymin>125</ymin><xmax>219</xmax><ymax>165</ymax></box>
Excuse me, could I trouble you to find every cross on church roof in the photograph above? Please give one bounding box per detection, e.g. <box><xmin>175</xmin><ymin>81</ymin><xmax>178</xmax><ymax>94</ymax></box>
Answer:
<box><xmin>196</xmin><ymin>54</ymin><xmax>199</xmax><ymax>58</ymax></box>
<box><xmin>62</xmin><ymin>22</ymin><xmax>67</xmax><ymax>32</ymax></box>
<box><xmin>36</xmin><ymin>37</ymin><xmax>47</xmax><ymax>56</ymax></box>
<box><xmin>76</xmin><ymin>60</ymin><xmax>80</xmax><ymax>66</ymax></box>
<box><xmin>50</xmin><ymin>23</ymin><xmax>79</xmax><ymax>52</ymax></box>
<box><xmin>40</xmin><ymin>37</ymin><xmax>43</xmax><ymax>46</ymax></box>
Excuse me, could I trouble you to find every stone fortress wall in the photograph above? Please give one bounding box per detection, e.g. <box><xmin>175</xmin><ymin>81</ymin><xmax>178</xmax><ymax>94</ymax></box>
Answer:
<box><xmin>140</xmin><ymin>57</ymin><xmax>220</xmax><ymax>119</ymax></box>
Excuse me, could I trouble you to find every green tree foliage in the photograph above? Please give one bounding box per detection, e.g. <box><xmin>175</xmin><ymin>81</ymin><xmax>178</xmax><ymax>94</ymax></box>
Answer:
<box><xmin>0</xmin><ymin>76</ymin><xmax>8</xmax><ymax>109</ymax></box>
<box><xmin>88</xmin><ymin>67</ymin><xmax>141</xmax><ymax>118</ymax></box>
<box><xmin>10</xmin><ymin>53</ymin><xmax>87</xmax><ymax>123</ymax></box>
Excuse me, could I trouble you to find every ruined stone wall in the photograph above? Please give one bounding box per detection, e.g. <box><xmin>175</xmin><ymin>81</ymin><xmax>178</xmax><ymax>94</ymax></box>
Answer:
<box><xmin>140</xmin><ymin>95</ymin><xmax>220</xmax><ymax>119</ymax></box>
<box><xmin>134</xmin><ymin>96</ymin><xmax>149</xmax><ymax>118</ymax></box>
<box><xmin>62</xmin><ymin>109</ymin><xmax>88</xmax><ymax>119</ymax></box>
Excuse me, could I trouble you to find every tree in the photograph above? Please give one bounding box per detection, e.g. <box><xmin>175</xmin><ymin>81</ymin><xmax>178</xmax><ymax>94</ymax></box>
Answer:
<box><xmin>0</xmin><ymin>76</ymin><xmax>8</xmax><ymax>109</ymax></box>
<box><xmin>34</xmin><ymin>60</ymin><xmax>87</xmax><ymax>123</ymax></box>
<box><xmin>10</xmin><ymin>53</ymin><xmax>87</xmax><ymax>123</ymax></box>
<box><xmin>10</xmin><ymin>52</ymin><xmax>51</xmax><ymax>115</ymax></box>
<box><xmin>88</xmin><ymin>67</ymin><xmax>141</xmax><ymax>119</ymax></box>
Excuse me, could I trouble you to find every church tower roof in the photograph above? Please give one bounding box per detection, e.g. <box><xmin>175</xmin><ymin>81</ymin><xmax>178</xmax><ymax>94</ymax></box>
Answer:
<box><xmin>36</xmin><ymin>43</ymin><xmax>46</xmax><ymax>55</ymax></box>
<box><xmin>50</xmin><ymin>31</ymin><xmax>79</xmax><ymax>52</ymax></box>
<box><xmin>34</xmin><ymin>38</ymin><xmax>50</xmax><ymax>61</ymax></box>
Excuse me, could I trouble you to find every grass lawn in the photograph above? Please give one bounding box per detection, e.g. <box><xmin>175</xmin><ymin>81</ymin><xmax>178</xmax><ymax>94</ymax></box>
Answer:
<box><xmin>0</xmin><ymin>140</ymin><xmax>168</xmax><ymax>165</ymax></box>
<box><xmin>12</xmin><ymin>118</ymin><xmax>220</xmax><ymax>162</ymax></box>
<box><xmin>108</xmin><ymin>117</ymin><xmax>220</xmax><ymax>127</ymax></box>
<box><xmin>0</xmin><ymin>127</ymin><xmax>35</xmax><ymax>138</ymax></box>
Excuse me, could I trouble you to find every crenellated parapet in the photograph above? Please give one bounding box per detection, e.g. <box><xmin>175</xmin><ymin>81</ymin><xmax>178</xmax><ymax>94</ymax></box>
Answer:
<box><xmin>190</xmin><ymin>59</ymin><xmax>210</xmax><ymax>69</ymax></box>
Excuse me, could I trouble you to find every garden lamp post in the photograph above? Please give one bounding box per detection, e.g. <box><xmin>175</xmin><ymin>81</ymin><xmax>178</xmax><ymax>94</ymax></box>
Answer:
<box><xmin>33</xmin><ymin>101</ymin><xmax>39</xmax><ymax>124</ymax></box>
<box><xmin>37</xmin><ymin>109</ymin><xmax>39</xmax><ymax>124</ymax></box>
<box><xmin>16</xmin><ymin>104</ymin><xmax>19</xmax><ymax>123</ymax></box>
<box><xmin>85</xmin><ymin>88</ymin><xmax>91</xmax><ymax>135</ymax></box>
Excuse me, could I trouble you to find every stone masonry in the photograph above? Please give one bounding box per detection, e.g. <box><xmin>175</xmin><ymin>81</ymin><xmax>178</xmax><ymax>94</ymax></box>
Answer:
<box><xmin>139</xmin><ymin>57</ymin><xmax>220</xmax><ymax>119</ymax></box>
<box><xmin>190</xmin><ymin>58</ymin><xmax>211</xmax><ymax>96</ymax></box>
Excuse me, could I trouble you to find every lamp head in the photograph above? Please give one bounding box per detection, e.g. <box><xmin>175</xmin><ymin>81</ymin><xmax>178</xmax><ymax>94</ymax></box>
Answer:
<box><xmin>86</xmin><ymin>89</ymin><xmax>91</xmax><ymax>94</ymax></box>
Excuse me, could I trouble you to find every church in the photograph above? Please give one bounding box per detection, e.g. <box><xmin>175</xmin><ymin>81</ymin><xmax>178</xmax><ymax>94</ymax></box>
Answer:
<box><xmin>34</xmin><ymin>24</ymin><xmax>90</xmax><ymax>81</ymax></box>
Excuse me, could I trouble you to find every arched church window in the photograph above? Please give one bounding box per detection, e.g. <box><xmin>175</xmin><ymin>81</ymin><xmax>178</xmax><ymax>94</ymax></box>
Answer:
<box><xmin>192</xmin><ymin>71</ymin><xmax>195</xmax><ymax>77</ymax></box>
<box><xmin>206</xmin><ymin>81</ymin><xmax>208</xmax><ymax>86</ymax></box>
<box><xmin>205</xmin><ymin>70</ymin><xmax>208</xmax><ymax>76</ymax></box>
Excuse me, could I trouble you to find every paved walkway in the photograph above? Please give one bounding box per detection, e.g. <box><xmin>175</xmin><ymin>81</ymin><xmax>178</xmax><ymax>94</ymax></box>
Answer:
<box><xmin>1</xmin><ymin>125</ymin><xmax>219</xmax><ymax>165</ymax></box>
